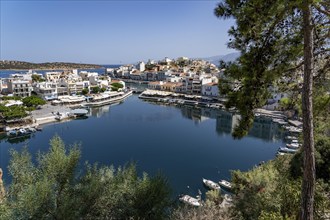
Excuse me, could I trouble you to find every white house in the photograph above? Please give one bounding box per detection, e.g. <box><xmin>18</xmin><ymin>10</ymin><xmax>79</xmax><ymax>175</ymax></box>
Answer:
<box><xmin>44</xmin><ymin>72</ymin><xmax>62</xmax><ymax>83</ymax></box>
<box><xmin>202</xmin><ymin>82</ymin><xmax>219</xmax><ymax>97</ymax></box>
<box><xmin>34</xmin><ymin>82</ymin><xmax>58</xmax><ymax>100</ymax></box>
<box><xmin>7</xmin><ymin>79</ymin><xmax>33</xmax><ymax>97</ymax></box>
<box><xmin>136</xmin><ymin>61</ymin><xmax>145</xmax><ymax>72</ymax></box>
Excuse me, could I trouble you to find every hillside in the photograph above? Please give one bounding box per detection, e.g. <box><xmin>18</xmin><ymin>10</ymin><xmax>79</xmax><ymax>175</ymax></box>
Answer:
<box><xmin>201</xmin><ymin>52</ymin><xmax>240</xmax><ymax>65</ymax></box>
<box><xmin>0</xmin><ymin>60</ymin><xmax>102</xmax><ymax>70</ymax></box>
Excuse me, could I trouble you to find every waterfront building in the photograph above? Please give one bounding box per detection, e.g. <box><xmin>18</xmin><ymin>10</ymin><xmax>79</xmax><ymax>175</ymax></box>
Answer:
<box><xmin>148</xmin><ymin>81</ymin><xmax>163</xmax><ymax>90</ymax></box>
<box><xmin>157</xmin><ymin>70</ymin><xmax>172</xmax><ymax>81</ymax></box>
<box><xmin>106</xmin><ymin>68</ymin><xmax>115</xmax><ymax>77</ymax></box>
<box><xmin>7</xmin><ymin>79</ymin><xmax>33</xmax><ymax>97</ymax></box>
<box><xmin>161</xmin><ymin>82</ymin><xmax>181</xmax><ymax>92</ymax></box>
<box><xmin>201</xmin><ymin>82</ymin><xmax>219</xmax><ymax>97</ymax></box>
<box><xmin>136</xmin><ymin>61</ymin><xmax>145</xmax><ymax>72</ymax></box>
<box><xmin>130</xmin><ymin>71</ymin><xmax>142</xmax><ymax>81</ymax></box>
<box><xmin>264</xmin><ymin>86</ymin><xmax>288</xmax><ymax>110</ymax></box>
<box><xmin>34</xmin><ymin>82</ymin><xmax>58</xmax><ymax>100</ymax></box>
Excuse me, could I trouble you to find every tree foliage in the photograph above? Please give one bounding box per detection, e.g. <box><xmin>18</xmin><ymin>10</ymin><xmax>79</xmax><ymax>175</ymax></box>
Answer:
<box><xmin>214</xmin><ymin>0</ymin><xmax>329</xmax><ymax>138</ymax></box>
<box><xmin>230</xmin><ymin>157</ymin><xmax>329</xmax><ymax>219</ymax></box>
<box><xmin>1</xmin><ymin>136</ymin><xmax>172</xmax><ymax>220</ymax></box>
<box><xmin>22</xmin><ymin>95</ymin><xmax>46</xmax><ymax>107</ymax></box>
<box><xmin>90</xmin><ymin>86</ymin><xmax>101</xmax><ymax>94</ymax></box>
<box><xmin>215</xmin><ymin>1</ymin><xmax>329</xmax><ymax>219</ymax></box>
<box><xmin>31</xmin><ymin>74</ymin><xmax>45</xmax><ymax>82</ymax></box>
<box><xmin>0</xmin><ymin>104</ymin><xmax>28</xmax><ymax>120</ymax></box>
<box><xmin>111</xmin><ymin>82</ymin><xmax>124</xmax><ymax>89</ymax></box>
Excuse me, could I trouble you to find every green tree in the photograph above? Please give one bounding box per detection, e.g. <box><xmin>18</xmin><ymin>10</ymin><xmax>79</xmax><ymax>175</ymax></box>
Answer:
<box><xmin>111</xmin><ymin>82</ymin><xmax>124</xmax><ymax>89</ymax></box>
<box><xmin>22</xmin><ymin>96</ymin><xmax>46</xmax><ymax>108</ymax></box>
<box><xmin>31</xmin><ymin>74</ymin><xmax>45</xmax><ymax>82</ymax></box>
<box><xmin>215</xmin><ymin>1</ymin><xmax>329</xmax><ymax>218</ymax></box>
<box><xmin>81</xmin><ymin>88</ymin><xmax>89</xmax><ymax>95</ymax></box>
<box><xmin>0</xmin><ymin>105</ymin><xmax>28</xmax><ymax>120</ymax></box>
<box><xmin>1</xmin><ymin>136</ymin><xmax>172</xmax><ymax>219</ymax></box>
<box><xmin>91</xmin><ymin>86</ymin><xmax>101</xmax><ymax>94</ymax></box>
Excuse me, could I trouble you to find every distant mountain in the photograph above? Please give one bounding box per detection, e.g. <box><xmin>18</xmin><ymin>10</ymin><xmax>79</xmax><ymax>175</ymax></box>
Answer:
<box><xmin>0</xmin><ymin>60</ymin><xmax>102</xmax><ymax>70</ymax></box>
<box><xmin>201</xmin><ymin>52</ymin><xmax>240</xmax><ymax>65</ymax></box>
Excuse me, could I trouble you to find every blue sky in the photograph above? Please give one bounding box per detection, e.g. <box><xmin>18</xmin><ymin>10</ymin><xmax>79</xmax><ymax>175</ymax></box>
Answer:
<box><xmin>0</xmin><ymin>0</ymin><xmax>236</xmax><ymax>64</ymax></box>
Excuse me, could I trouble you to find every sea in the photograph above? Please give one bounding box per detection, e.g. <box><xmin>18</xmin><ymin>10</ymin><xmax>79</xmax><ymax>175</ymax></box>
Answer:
<box><xmin>0</xmin><ymin>93</ymin><xmax>285</xmax><ymax>196</ymax></box>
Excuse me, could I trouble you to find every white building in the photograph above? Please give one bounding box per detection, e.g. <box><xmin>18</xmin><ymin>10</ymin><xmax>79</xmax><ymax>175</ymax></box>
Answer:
<box><xmin>44</xmin><ymin>72</ymin><xmax>62</xmax><ymax>83</ymax></box>
<box><xmin>202</xmin><ymin>82</ymin><xmax>219</xmax><ymax>97</ymax></box>
<box><xmin>7</xmin><ymin>79</ymin><xmax>33</xmax><ymax>97</ymax></box>
<box><xmin>34</xmin><ymin>82</ymin><xmax>58</xmax><ymax>100</ymax></box>
<box><xmin>136</xmin><ymin>61</ymin><xmax>145</xmax><ymax>72</ymax></box>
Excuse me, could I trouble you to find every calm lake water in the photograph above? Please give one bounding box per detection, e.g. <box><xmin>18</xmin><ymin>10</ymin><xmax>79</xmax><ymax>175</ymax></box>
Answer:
<box><xmin>0</xmin><ymin>95</ymin><xmax>285</xmax><ymax>196</ymax></box>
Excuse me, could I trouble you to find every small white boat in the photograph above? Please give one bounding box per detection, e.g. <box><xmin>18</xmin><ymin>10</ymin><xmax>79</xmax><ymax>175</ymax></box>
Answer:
<box><xmin>223</xmin><ymin>194</ymin><xmax>233</xmax><ymax>202</ymax></box>
<box><xmin>203</xmin><ymin>178</ymin><xmax>221</xmax><ymax>190</ymax></box>
<box><xmin>286</xmin><ymin>143</ymin><xmax>300</xmax><ymax>149</ymax></box>
<box><xmin>179</xmin><ymin>194</ymin><xmax>202</xmax><ymax>207</ymax></box>
<box><xmin>279</xmin><ymin>147</ymin><xmax>298</xmax><ymax>154</ymax></box>
<box><xmin>285</xmin><ymin>135</ymin><xmax>298</xmax><ymax>140</ymax></box>
<box><xmin>276</xmin><ymin>152</ymin><xmax>286</xmax><ymax>156</ymax></box>
<box><xmin>218</xmin><ymin>180</ymin><xmax>232</xmax><ymax>190</ymax></box>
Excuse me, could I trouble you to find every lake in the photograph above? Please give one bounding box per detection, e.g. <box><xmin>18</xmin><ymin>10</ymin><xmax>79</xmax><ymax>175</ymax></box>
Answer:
<box><xmin>0</xmin><ymin>94</ymin><xmax>285</xmax><ymax>196</ymax></box>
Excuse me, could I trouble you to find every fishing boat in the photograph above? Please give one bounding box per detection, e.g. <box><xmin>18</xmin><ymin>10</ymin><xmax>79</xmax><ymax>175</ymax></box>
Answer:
<box><xmin>203</xmin><ymin>178</ymin><xmax>221</xmax><ymax>190</ymax></box>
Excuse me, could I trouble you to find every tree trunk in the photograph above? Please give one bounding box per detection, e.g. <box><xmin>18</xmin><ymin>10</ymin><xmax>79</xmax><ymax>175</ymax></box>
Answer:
<box><xmin>300</xmin><ymin>0</ymin><xmax>315</xmax><ymax>219</ymax></box>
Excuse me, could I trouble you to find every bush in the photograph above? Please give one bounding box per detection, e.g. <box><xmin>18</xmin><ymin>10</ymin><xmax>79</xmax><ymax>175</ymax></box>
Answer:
<box><xmin>1</xmin><ymin>136</ymin><xmax>172</xmax><ymax>220</ymax></box>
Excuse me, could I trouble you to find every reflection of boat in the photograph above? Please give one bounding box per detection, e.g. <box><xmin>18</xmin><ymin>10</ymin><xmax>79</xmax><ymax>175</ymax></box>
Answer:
<box><xmin>203</xmin><ymin>178</ymin><xmax>221</xmax><ymax>190</ymax></box>
<box><xmin>179</xmin><ymin>195</ymin><xmax>202</xmax><ymax>207</ymax></box>
<box><xmin>218</xmin><ymin>180</ymin><xmax>232</xmax><ymax>190</ymax></box>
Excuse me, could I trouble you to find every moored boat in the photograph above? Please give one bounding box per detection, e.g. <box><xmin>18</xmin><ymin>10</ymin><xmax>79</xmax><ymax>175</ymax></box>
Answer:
<box><xmin>179</xmin><ymin>194</ymin><xmax>202</xmax><ymax>207</ymax></box>
<box><xmin>218</xmin><ymin>179</ymin><xmax>232</xmax><ymax>190</ymax></box>
<box><xmin>286</xmin><ymin>143</ymin><xmax>300</xmax><ymax>149</ymax></box>
<box><xmin>203</xmin><ymin>178</ymin><xmax>221</xmax><ymax>190</ymax></box>
<box><xmin>278</xmin><ymin>147</ymin><xmax>298</xmax><ymax>154</ymax></box>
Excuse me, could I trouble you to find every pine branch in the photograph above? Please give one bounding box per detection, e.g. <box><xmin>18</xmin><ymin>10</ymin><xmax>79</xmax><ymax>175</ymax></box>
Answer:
<box><xmin>313</xmin><ymin>4</ymin><xmax>330</xmax><ymax>17</ymax></box>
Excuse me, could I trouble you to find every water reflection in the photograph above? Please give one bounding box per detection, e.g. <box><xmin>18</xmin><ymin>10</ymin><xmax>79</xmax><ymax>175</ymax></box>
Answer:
<box><xmin>175</xmin><ymin>104</ymin><xmax>284</xmax><ymax>142</ymax></box>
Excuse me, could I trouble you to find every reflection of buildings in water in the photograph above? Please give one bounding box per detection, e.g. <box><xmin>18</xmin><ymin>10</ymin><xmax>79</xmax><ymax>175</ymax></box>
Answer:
<box><xmin>89</xmin><ymin>105</ymin><xmax>110</xmax><ymax>118</ymax></box>
<box><xmin>215</xmin><ymin>111</ymin><xmax>284</xmax><ymax>141</ymax></box>
<box><xmin>248</xmin><ymin>117</ymin><xmax>284</xmax><ymax>141</ymax></box>
<box><xmin>179</xmin><ymin>106</ymin><xmax>210</xmax><ymax>124</ymax></box>
<box><xmin>215</xmin><ymin>111</ymin><xmax>240</xmax><ymax>136</ymax></box>
<box><xmin>175</xmin><ymin>103</ymin><xmax>284</xmax><ymax>142</ymax></box>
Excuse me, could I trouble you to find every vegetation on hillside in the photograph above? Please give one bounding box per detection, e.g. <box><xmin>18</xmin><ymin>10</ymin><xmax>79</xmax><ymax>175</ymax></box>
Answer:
<box><xmin>0</xmin><ymin>60</ymin><xmax>101</xmax><ymax>70</ymax></box>
<box><xmin>0</xmin><ymin>136</ymin><xmax>172</xmax><ymax>219</ymax></box>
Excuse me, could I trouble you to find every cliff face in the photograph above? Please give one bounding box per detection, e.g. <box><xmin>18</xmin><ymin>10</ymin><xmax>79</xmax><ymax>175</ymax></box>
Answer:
<box><xmin>0</xmin><ymin>60</ymin><xmax>102</xmax><ymax>70</ymax></box>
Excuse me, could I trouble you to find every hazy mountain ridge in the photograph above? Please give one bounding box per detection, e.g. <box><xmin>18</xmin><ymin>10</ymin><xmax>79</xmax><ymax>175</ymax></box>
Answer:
<box><xmin>200</xmin><ymin>52</ymin><xmax>240</xmax><ymax>65</ymax></box>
